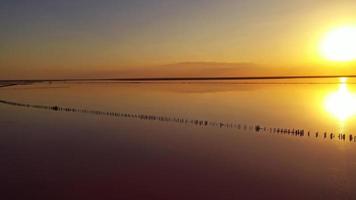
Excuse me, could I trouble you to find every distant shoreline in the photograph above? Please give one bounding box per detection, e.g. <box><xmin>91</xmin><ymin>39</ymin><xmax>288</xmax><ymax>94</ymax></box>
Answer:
<box><xmin>1</xmin><ymin>75</ymin><xmax>356</xmax><ymax>83</ymax></box>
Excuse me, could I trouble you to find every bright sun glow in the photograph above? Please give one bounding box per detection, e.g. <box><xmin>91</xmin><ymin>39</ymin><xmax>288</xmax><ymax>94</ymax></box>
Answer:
<box><xmin>321</xmin><ymin>26</ymin><xmax>356</xmax><ymax>62</ymax></box>
<box><xmin>325</xmin><ymin>81</ymin><xmax>356</xmax><ymax>122</ymax></box>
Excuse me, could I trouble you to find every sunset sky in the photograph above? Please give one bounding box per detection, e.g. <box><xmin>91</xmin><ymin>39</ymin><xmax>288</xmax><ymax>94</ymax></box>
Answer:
<box><xmin>1</xmin><ymin>0</ymin><xmax>356</xmax><ymax>79</ymax></box>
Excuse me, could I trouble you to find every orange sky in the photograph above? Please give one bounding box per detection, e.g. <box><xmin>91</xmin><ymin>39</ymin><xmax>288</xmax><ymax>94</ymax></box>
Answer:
<box><xmin>0</xmin><ymin>0</ymin><xmax>356</xmax><ymax>79</ymax></box>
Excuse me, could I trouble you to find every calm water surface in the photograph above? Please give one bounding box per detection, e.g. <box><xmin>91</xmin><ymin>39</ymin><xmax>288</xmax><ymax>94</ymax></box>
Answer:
<box><xmin>1</xmin><ymin>79</ymin><xmax>356</xmax><ymax>199</ymax></box>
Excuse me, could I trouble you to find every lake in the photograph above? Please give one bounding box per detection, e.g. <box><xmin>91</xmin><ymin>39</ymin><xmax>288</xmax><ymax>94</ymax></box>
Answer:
<box><xmin>1</xmin><ymin>79</ymin><xmax>356</xmax><ymax>199</ymax></box>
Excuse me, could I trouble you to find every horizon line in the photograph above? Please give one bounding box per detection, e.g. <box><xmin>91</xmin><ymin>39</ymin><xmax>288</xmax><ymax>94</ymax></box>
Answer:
<box><xmin>1</xmin><ymin>75</ymin><xmax>356</xmax><ymax>82</ymax></box>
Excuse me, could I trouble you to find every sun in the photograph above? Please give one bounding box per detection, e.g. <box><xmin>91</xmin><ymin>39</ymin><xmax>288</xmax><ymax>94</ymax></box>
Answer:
<box><xmin>320</xmin><ymin>26</ymin><xmax>356</xmax><ymax>62</ymax></box>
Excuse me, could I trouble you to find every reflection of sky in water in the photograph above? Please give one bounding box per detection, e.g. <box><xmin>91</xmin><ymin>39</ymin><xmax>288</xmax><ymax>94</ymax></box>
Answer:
<box><xmin>1</xmin><ymin>80</ymin><xmax>356</xmax><ymax>199</ymax></box>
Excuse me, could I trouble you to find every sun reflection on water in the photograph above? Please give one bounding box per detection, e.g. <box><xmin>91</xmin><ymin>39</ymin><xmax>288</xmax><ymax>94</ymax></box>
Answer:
<box><xmin>324</xmin><ymin>78</ymin><xmax>356</xmax><ymax>122</ymax></box>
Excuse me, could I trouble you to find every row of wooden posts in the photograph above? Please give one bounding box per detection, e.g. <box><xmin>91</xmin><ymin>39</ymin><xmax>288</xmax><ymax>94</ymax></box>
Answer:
<box><xmin>0</xmin><ymin>99</ymin><xmax>354</xmax><ymax>142</ymax></box>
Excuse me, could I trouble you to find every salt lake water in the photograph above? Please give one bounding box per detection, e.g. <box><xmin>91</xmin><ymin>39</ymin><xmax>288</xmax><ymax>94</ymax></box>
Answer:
<box><xmin>1</xmin><ymin>79</ymin><xmax>356</xmax><ymax>199</ymax></box>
